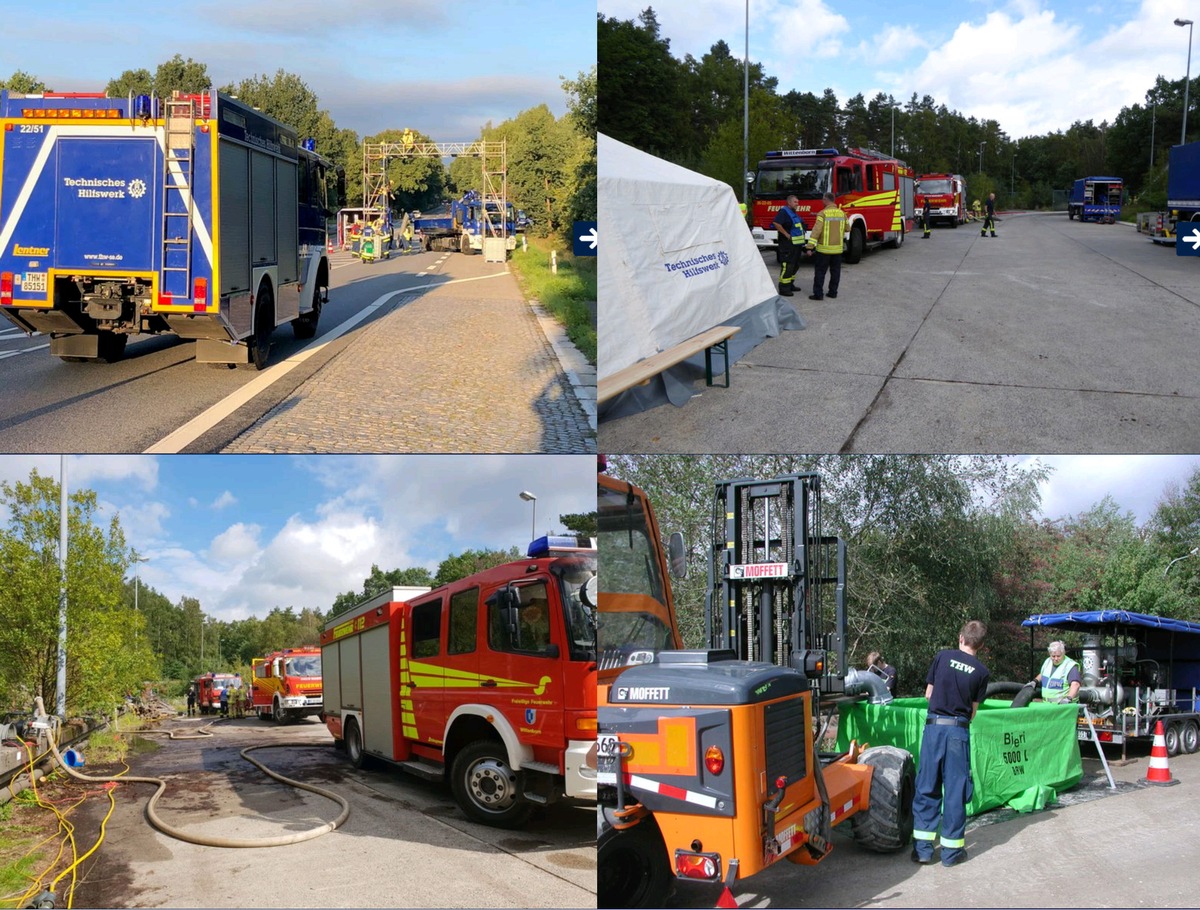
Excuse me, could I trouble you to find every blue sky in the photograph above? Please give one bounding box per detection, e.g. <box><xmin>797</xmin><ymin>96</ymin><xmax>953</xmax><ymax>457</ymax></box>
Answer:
<box><xmin>0</xmin><ymin>455</ymin><xmax>596</xmax><ymax>622</ymax></box>
<box><xmin>2</xmin><ymin>0</ymin><xmax>596</xmax><ymax>140</ymax></box>
<box><xmin>598</xmin><ymin>0</ymin><xmax>1193</xmax><ymax>139</ymax></box>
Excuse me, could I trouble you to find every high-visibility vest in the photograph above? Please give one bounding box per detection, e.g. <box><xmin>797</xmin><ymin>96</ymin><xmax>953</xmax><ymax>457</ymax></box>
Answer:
<box><xmin>808</xmin><ymin>205</ymin><xmax>846</xmax><ymax>254</ymax></box>
<box><xmin>777</xmin><ymin>207</ymin><xmax>805</xmax><ymax>244</ymax></box>
<box><xmin>1039</xmin><ymin>656</ymin><xmax>1079</xmax><ymax>701</ymax></box>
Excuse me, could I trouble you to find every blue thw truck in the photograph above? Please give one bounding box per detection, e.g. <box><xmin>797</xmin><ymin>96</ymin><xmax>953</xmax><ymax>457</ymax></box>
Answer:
<box><xmin>1068</xmin><ymin>176</ymin><xmax>1123</xmax><ymax>223</ymax></box>
<box><xmin>1148</xmin><ymin>141</ymin><xmax>1200</xmax><ymax>245</ymax></box>
<box><xmin>0</xmin><ymin>89</ymin><xmax>341</xmax><ymax>366</ymax></box>
<box><xmin>412</xmin><ymin>190</ymin><xmax>515</xmax><ymax>255</ymax></box>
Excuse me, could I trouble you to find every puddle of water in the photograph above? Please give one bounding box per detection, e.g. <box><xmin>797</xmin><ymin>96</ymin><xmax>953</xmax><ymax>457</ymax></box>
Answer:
<box><xmin>127</xmin><ymin>735</ymin><xmax>163</xmax><ymax>754</ymax></box>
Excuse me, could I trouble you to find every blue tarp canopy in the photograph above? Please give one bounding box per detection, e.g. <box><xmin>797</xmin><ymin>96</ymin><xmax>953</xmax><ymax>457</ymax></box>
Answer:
<box><xmin>1022</xmin><ymin>610</ymin><xmax>1200</xmax><ymax>636</ymax></box>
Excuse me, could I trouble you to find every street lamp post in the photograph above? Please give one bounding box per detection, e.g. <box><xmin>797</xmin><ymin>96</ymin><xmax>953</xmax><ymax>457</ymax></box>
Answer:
<box><xmin>132</xmin><ymin>554</ymin><xmax>149</xmax><ymax>612</ymax></box>
<box><xmin>519</xmin><ymin>491</ymin><xmax>537</xmax><ymax>542</ymax></box>
<box><xmin>1177</xmin><ymin>18</ymin><xmax>1194</xmax><ymax>145</ymax></box>
<box><xmin>978</xmin><ymin>141</ymin><xmax>987</xmax><ymax>175</ymax></box>
<box><xmin>1165</xmin><ymin>546</ymin><xmax>1200</xmax><ymax>576</ymax></box>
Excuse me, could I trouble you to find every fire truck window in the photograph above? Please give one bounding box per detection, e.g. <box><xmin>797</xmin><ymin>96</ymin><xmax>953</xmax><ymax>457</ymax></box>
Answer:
<box><xmin>489</xmin><ymin>582</ymin><xmax>552</xmax><ymax>654</ymax></box>
<box><xmin>448</xmin><ymin>588</ymin><xmax>478</xmax><ymax>655</ymax></box>
<box><xmin>883</xmin><ymin>171</ymin><xmax>896</xmax><ymax>191</ymax></box>
<box><xmin>412</xmin><ymin>601</ymin><xmax>442</xmax><ymax>658</ymax></box>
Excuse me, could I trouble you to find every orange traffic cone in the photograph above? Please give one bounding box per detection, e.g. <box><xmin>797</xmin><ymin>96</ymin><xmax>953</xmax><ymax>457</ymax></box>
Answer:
<box><xmin>715</xmin><ymin>885</ymin><xmax>739</xmax><ymax>909</ymax></box>
<box><xmin>1144</xmin><ymin>720</ymin><xmax>1181</xmax><ymax>786</ymax></box>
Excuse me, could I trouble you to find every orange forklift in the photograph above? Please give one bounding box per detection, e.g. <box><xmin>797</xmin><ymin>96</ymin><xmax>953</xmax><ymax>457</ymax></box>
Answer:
<box><xmin>598</xmin><ymin>468</ymin><xmax>913</xmax><ymax>908</ymax></box>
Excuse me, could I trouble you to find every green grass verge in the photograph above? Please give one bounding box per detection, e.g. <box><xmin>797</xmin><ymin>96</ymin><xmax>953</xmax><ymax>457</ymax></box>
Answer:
<box><xmin>508</xmin><ymin>236</ymin><xmax>596</xmax><ymax>364</ymax></box>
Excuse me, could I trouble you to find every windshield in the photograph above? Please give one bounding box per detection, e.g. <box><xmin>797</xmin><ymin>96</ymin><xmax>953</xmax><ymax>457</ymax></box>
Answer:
<box><xmin>598</xmin><ymin>483</ymin><xmax>677</xmax><ymax>661</ymax></box>
<box><xmin>551</xmin><ymin>554</ymin><xmax>598</xmax><ymax>661</ymax></box>
<box><xmin>756</xmin><ymin>162</ymin><xmax>831</xmax><ymax>198</ymax></box>
<box><xmin>215</xmin><ymin>675</ymin><xmax>241</xmax><ymax>689</ymax></box>
<box><xmin>918</xmin><ymin>179</ymin><xmax>953</xmax><ymax>195</ymax></box>
<box><xmin>285</xmin><ymin>655</ymin><xmax>321</xmax><ymax>678</ymax></box>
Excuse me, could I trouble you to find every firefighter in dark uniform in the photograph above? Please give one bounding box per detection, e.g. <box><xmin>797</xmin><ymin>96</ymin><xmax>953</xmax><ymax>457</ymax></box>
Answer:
<box><xmin>772</xmin><ymin>195</ymin><xmax>805</xmax><ymax>296</ymax></box>
<box><xmin>922</xmin><ymin>197</ymin><xmax>933</xmax><ymax>238</ymax></box>
<box><xmin>981</xmin><ymin>192</ymin><xmax>997</xmax><ymax>237</ymax></box>
<box><xmin>911</xmin><ymin>619</ymin><xmax>990</xmax><ymax>867</ymax></box>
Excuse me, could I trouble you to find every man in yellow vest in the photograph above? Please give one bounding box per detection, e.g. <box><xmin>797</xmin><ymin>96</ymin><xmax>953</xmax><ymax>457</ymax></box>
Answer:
<box><xmin>1031</xmin><ymin>641</ymin><xmax>1081</xmax><ymax>703</ymax></box>
<box><xmin>804</xmin><ymin>192</ymin><xmax>846</xmax><ymax>301</ymax></box>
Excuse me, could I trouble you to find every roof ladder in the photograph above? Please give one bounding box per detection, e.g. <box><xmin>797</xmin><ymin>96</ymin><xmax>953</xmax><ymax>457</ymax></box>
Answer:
<box><xmin>161</xmin><ymin>97</ymin><xmax>196</xmax><ymax>306</ymax></box>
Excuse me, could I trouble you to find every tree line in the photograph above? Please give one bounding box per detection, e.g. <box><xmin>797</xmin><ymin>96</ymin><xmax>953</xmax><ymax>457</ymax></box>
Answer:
<box><xmin>605</xmin><ymin>454</ymin><xmax>1200</xmax><ymax>695</ymax></box>
<box><xmin>0</xmin><ymin>469</ymin><xmax>597</xmax><ymax>717</ymax></box>
<box><xmin>598</xmin><ymin>9</ymin><xmax>1197</xmax><ymax>208</ymax></box>
<box><xmin>1</xmin><ymin>56</ymin><xmax>596</xmax><ymax>246</ymax></box>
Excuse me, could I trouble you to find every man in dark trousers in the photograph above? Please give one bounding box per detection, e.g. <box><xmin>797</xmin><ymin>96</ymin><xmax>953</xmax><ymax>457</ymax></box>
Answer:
<box><xmin>911</xmin><ymin>620</ymin><xmax>990</xmax><ymax>868</ymax></box>
<box><xmin>980</xmin><ymin>192</ymin><xmax>998</xmax><ymax>237</ymax></box>
<box><xmin>922</xmin><ymin>197</ymin><xmax>933</xmax><ymax>238</ymax></box>
<box><xmin>772</xmin><ymin>195</ymin><xmax>805</xmax><ymax>296</ymax></box>
<box><xmin>186</xmin><ymin>685</ymin><xmax>196</xmax><ymax>717</ymax></box>
<box><xmin>804</xmin><ymin>192</ymin><xmax>847</xmax><ymax>301</ymax></box>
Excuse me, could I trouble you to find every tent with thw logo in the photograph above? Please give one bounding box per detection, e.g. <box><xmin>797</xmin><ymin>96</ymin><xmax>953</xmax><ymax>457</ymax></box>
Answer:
<box><xmin>598</xmin><ymin>134</ymin><xmax>803</xmax><ymax>416</ymax></box>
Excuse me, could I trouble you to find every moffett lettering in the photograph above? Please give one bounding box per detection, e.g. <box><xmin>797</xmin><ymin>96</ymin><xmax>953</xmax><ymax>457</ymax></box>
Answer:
<box><xmin>616</xmin><ymin>686</ymin><xmax>671</xmax><ymax>701</ymax></box>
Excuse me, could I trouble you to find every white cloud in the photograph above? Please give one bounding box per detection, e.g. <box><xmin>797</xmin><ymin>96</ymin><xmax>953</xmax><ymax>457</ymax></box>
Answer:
<box><xmin>211</xmin><ymin>490</ymin><xmax>237</xmax><ymax>510</ymax></box>
<box><xmin>1022</xmin><ymin>455</ymin><xmax>1200</xmax><ymax>525</ymax></box>
<box><xmin>207</xmin><ymin>522</ymin><xmax>263</xmax><ymax>569</ymax></box>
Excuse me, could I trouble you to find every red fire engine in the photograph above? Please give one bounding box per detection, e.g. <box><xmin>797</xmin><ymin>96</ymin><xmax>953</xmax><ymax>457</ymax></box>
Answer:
<box><xmin>250</xmin><ymin>647</ymin><xmax>323</xmax><ymax>723</ymax></box>
<box><xmin>750</xmin><ymin>147</ymin><xmax>915</xmax><ymax>262</ymax></box>
<box><xmin>914</xmin><ymin>173</ymin><xmax>968</xmax><ymax>227</ymax></box>
<box><xmin>194</xmin><ymin>672</ymin><xmax>243</xmax><ymax>715</ymax></box>
<box><xmin>319</xmin><ymin>536</ymin><xmax>598</xmax><ymax>827</ymax></box>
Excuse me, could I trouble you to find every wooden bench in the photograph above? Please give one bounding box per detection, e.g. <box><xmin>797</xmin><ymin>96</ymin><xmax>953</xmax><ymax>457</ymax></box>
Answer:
<box><xmin>598</xmin><ymin>324</ymin><xmax>741</xmax><ymax>405</ymax></box>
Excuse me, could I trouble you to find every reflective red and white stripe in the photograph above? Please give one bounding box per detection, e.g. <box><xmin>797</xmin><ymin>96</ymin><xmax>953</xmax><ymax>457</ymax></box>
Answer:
<box><xmin>829</xmin><ymin>795</ymin><xmax>860</xmax><ymax>823</ymax></box>
<box><xmin>625</xmin><ymin>773</ymin><xmax>719</xmax><ymax>810</ymax></box>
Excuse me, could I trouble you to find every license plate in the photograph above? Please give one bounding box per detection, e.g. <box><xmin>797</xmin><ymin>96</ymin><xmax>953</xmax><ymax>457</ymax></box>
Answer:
<box><xmin>596</xmin><ymin>733</ymin><xmax>620</xmax><ymax>784</ymax></box>
<box><xmin>22</xmin><ymin>272</ymin><xmax>47</xmax><ymax>293</ymax></box>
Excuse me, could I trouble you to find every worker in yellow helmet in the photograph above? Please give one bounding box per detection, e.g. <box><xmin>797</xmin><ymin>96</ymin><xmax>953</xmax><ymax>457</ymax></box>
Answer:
<box><xmin>804</xmin><ymin>192</ymin><xmax>846</xmax><ymax>301</ymax></box>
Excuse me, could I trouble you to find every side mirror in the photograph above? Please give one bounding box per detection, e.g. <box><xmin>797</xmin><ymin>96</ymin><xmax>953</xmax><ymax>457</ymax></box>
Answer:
<box><xmin>668</xmin><ymin>531</ymin><xmax>688</xmax><ymax>579</ymax></box>
<box><xmin>580</xmin><ymin>575</ymin><xmax>598</xmax><ymax>608</ymax></box>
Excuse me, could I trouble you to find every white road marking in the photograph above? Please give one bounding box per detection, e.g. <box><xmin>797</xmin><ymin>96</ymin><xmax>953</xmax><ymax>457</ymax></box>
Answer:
<box><xmin>0</xmin><ymin>343</ymin><xmax>49</xmax><ymax>359</ymax></box>
<box><xmin>144</xmin><ymin>272</ymin><xmax>507</xmax><ymax>453</ymax></box>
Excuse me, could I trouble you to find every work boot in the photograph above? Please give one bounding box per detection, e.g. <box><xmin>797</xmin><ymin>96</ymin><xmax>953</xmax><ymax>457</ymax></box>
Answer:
<box><xmin>910</xmin><ymin>848</ymin><xmax>934</xmax><ymax>865</ymax></box>
<box><xmin>942</xmin><ymin>849</ymin><xmax>968</xmax><ymax>867</ymax></box>
<box><xmin>778</xmin><ymin>283</ymin><xmax>794</xmax><ymax>296</ymax></box>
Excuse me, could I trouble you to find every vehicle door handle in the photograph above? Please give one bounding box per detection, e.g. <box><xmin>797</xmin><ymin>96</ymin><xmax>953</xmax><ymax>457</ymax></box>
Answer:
<box><xmin>481</xmin><ymin>679</ymin><xmax>497</xmax><ymax>688</ymax></box>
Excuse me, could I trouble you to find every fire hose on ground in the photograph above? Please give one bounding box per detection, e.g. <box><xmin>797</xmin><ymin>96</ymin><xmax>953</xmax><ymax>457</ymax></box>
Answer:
<box><xmin>46</xmin><ymin>715</ymin><xmax>351</xmax><ymax>848</ymax></box>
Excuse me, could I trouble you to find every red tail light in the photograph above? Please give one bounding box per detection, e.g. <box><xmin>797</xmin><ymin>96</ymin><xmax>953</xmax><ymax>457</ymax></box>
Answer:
<box><xmin>193</xmin><ymin>277</ymin><xmax>207</xmax><ymax>310</ymax></box>
<box><xmin>675</xmin><ymin>851</ymin><xmax>720</xmax><ymax>881</ymax></box>
<box><xmin>1</xmin><ymin>272</ymin><xmax>12</xmax><ymax>305</ymax></box>
<box><xmin>704</xmin><ymin>745</ymin><xmax>725</xmax><ymax>775</ymax></box>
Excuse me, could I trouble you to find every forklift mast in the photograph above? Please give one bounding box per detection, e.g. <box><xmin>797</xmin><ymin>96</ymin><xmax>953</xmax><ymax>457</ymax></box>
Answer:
<box><xmin>706</xmin><ymin>474</ymin><xmax>848</xmax><ymax>696</ymax></box>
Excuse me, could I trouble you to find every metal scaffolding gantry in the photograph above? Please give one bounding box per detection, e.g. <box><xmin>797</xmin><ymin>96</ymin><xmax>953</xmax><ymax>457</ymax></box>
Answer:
<box><xmin>361</xmin><ymin>138</ymin><xmax>508</xmax><ymax>239</ymax></box>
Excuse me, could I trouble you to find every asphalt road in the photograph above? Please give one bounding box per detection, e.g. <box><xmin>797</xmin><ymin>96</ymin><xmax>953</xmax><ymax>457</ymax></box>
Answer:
<box><xmin>598</xmin><ymin>213</ymin><xmax>1200</xmax><ymax>453</ymax></box>
<box><xmin>70</xmin><ymin>715</ymin><xmax>595</xmax><ymax>908</ymax></box>
<box><xmin>666</xmin><ymin>741</ymin><xmax>1199</xmax><ymax>908</ymax></box>
<box><xmin>0</xmin><ymin>248</ymin><xmax>517</xmax><ymax>453</ymax></box>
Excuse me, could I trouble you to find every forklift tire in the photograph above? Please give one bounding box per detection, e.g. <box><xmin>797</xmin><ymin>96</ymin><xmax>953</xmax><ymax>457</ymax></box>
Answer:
<box><xmin>598</xmin><ymin>816</ymin><xmax>673</xmax><ymax>909</ymax></box>
<box><xmin>849</xmin><ymin>745</ymin><xmax>915</xmax><ymax>853</ymax></box>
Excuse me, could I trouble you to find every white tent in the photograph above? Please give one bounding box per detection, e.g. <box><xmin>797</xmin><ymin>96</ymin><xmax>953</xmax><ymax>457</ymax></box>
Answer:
<box><xmin>598</xmin><ymin>134</ymin><xmax>802</xmax><ymax>413</ymax></box>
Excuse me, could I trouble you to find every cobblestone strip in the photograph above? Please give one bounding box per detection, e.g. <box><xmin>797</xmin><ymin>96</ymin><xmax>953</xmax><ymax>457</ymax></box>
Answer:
<box><xmin>224</xmin><ymin>287</ymin><xmax>595</xmax><ymax>453</ymax></box>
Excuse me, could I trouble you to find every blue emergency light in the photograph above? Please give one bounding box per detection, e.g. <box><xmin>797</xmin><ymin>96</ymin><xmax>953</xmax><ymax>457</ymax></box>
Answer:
<box><xmin>528</xmin><ymin>535</ymin><xmax>593</xmax><ymax>557</ymax></box>
<box><xmin>765</xmin><ymin>148</ymin><xmax>839</xmax><ymax>158</ymax></box>
<box><xmin>134</xmin><ymin>94</ymin><xmax>153</xmax><ymax>121</ymax></box>
<box><xmin>303</xmin><ymin>138</ymin><xmax>316</xmax><ymax>151</ymax></box>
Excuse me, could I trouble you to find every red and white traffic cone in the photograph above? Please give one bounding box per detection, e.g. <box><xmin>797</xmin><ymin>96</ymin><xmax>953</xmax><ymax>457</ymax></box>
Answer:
<box><xmin>715</xmin><ymin>885</ymin><xmax>739</xmax><ymax>908</ymax></box>
<box><xmin>1144</xmin><ymin>720</ymin><xmax>1181</xmax><ymax>786</ymax></box>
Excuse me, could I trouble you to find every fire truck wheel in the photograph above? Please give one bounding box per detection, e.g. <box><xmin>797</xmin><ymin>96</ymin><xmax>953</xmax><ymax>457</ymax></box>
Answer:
<box><xmin>249</xmin><ymin>284</ymin><xmax>274</xmax><ymax>371</ymax></box>
<box><xmin>1182</xmin><ymin>720</ymin><xmax>1199</xmax><ymax>754</ymax></box>
<box><xmin>598</xmin><ymin>817</ymin><xmax>672</xmax><ymax>910</ymax></box>
<box><xmin>845</xmin><ymin>224</ymin><xmax>865</xmax><ymax>264</ymax></box>
<box><xmin>850</xmin><ymin>745</ymin><xmax>915</xmax><ymax>853</ymax></box>
<box><xmin>450</xmin><ymin>741</ymin><xmax>534</xmax><ymax>828</ymax></box>
<box><xmin>1164</xmin><ymin>723</ymin><xmax>1181</xmax><ymax>757</ymax></box>
<box><xmin>345</xmin><ymin>718</ymin><xmax>371</xmax><ymax>770</ymax></box>
<box><xmin>272</xmin><ymin>699</ymin><xmax>287</xmax><ymax>725</ymax></box>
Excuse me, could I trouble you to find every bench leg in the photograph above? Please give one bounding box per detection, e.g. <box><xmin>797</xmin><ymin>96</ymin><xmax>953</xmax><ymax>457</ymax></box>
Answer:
<box><xmin>704</xmin><ymin>339</ymin><xmax>732</xmax><ymax>389</ymax></box>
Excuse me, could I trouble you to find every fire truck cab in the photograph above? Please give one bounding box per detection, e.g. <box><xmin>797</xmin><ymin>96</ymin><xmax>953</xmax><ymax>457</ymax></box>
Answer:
<box><xmin>914</xmin><ymin>173</ymin><xmax>967</xmax><ymax>227</ymax></box>
<box><xmin>320</xmin><ymin>537</ymin><xmax>598</xmax><ymax>828</ymax></box>
<box><xmin>250</xmin><ymin>647</ymin><xmax>323</xmax><ymax>724</ymax></box>
<box><xmin>750</xmin><ymin>148</ymin><xmax>915</xmax><ymax>263</ymax></box>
